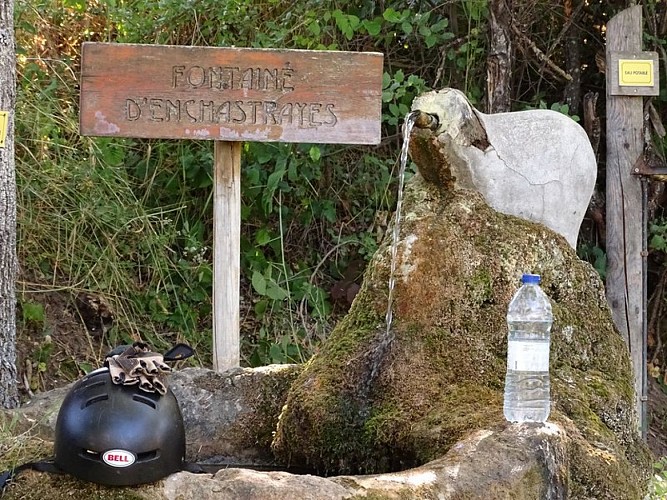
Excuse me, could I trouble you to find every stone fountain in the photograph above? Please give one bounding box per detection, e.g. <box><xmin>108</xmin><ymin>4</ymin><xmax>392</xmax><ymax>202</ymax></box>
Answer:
<box><xmin>1</xmin><ymin>89</ymin><xmax>652</xmax><ymax>499</ymax></box>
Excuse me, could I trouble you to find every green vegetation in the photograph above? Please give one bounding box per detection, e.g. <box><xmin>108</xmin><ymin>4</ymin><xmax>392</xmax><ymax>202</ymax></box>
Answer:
<box><xmin>13</xmin><ymin>0</ymin><xmax>490</xmax><ymax>367</ymax></box>
<box><xmin>12</xmin><ymin>0</ymin><xmax>667</xmax><ymax>463</ymax></box>
<box><xmin>649</xmin><ymin>456</ymin><xmax>667</xmax><ymax>498</ymax></box>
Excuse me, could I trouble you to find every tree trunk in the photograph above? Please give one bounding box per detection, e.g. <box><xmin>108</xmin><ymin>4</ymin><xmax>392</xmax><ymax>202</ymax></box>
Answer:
<box><xmin>0</xmin><ymin>0</ymin><xmax>18</xmax><ymax>409</ymax></box>
<box><xmin>487</xmin><ymin>0</ymin><xmax>512</xmax><ymax>113</ymax></box>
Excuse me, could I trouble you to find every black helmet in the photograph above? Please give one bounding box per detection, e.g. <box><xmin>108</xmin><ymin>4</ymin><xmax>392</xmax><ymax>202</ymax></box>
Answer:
<box><xmin>54</xmin><ymin>367</ymin><xmax>185</xmax><ymax>486</ymax></box>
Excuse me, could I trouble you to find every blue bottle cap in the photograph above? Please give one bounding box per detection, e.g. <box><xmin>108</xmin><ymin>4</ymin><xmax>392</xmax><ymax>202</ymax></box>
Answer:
<box><xmin>521</xmin><ymin>273</ymin><xmax>541</xmax><ymax>284</ymax></box>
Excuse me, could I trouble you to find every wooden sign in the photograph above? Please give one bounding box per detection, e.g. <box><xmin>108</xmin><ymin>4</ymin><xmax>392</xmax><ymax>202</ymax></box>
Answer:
<box><xmin>79</xmin><ymin>42</ymin><xmax>384</xmax><ymax>373</ymax></box>
<box><xmin>609</xmin><ymin>51</ymin><xmax>659</xmax><ymax>96</ymax></box>
<box><xmin>80</xmin><ymin>43</ymin><xmax>384</xmax><ymax>144</ymax></box>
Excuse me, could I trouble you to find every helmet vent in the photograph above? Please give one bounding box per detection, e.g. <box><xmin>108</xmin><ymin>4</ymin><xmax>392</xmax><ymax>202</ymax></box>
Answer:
<box><xmin>83</xmin><ymin>394</ymin><xmax>109</xmax><ymax>408</ymax></box>
<box><xmin>79</xmin><ymin>449</ymin><xmax>102</xmax><ymax>462</ymax></box>
<box><xmin>136</xmin><ymin>450</ymin><xmax>158</xmax><ymax>462</ymax></box>
<box><xmin>84</xmin><ymin>378</ymin><xmax>107</xmax><ymax>389</ymax></box>
<box><xmin>132</xmin><ymin>394</ymin><xmax>157</xmax><ymax>409</ymax></box>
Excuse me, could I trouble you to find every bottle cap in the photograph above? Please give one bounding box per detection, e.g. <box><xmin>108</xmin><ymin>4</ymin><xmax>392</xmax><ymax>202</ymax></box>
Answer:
<box><xmin>521</xmin><ymin>273</ymin><xmax>541</xmax><ymax>284</ymax></box>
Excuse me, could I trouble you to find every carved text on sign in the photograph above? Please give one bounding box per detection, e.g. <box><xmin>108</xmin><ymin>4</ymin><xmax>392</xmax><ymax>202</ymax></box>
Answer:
<box><xmin>125</xmin><ymin>63</ymin><xmax>338</xmax><ymax>128</ymax></box>
<box><xmin>80</xmin><ymin>43</ymin><xmax>383</xmax><ymax>143</ymax></box>
<box><xmin>126</xmin><ymin>100</ymin><xmax>337</xmax><ymax>128</ymax></box>
<box><xmin>171</xmin><ymin>65</ymin><xmax>295</xmax><ymax>91</ymax></box>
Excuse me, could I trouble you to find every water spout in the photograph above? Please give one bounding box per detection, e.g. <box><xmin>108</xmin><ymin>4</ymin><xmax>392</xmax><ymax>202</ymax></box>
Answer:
<box><xmin>412</xmin><ymin>110</ymin><xmax>439</xmax><ymax>131</ymax></box>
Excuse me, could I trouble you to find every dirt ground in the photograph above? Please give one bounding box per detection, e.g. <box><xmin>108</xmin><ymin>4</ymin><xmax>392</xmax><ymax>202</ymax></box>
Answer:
<box><xmin>15</xmin><ymin>290</ymin><xmax>112</xmax><ymax>397</ymax></box>
<box><xmin>13</xmin><ymin>287</ymin><xmax>667</xmax><ymax>460</ymax></box>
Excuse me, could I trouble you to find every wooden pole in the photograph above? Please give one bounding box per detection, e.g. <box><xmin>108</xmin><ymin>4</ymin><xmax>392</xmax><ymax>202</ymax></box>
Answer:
<box><xmin>605</xmin><ymin>5</ymin><xmax>646</xmax><ymax>436</ymax></box>
<box><xmin>212</xmin><ymin>141</ymin><xmax>242</xmax><ymax>372</ymax></box>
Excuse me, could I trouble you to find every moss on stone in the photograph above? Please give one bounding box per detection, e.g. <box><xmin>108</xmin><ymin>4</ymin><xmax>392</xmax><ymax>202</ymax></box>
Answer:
<box><xmin>272</xmin><ymin>175</ymin><xmax>651</xmax><ymax>497</ymax></box>
<box><xmin>234</xmin><ymin>366</ymin><xmax>303</xmax><ymax>452</ymax></box>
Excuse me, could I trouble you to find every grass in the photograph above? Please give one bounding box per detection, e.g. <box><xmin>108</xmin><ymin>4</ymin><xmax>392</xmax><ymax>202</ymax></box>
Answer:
<box><xmin>16</xmin><ymin>83</ymin><xmax>212</xmax><ymax>352</ymax></box>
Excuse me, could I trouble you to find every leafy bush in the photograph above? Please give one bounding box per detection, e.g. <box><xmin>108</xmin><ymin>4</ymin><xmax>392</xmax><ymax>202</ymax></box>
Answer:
<box><xmin>14</xmin><ymin>0</ymin><xmax>473</xmax><ymax>368</ymax></box>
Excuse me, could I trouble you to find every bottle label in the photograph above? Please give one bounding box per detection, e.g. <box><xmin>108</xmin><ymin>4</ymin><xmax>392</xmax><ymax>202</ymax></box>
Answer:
<box><xmin>507</xmin><ymin>340</ymin><xmax>550</xmax><ymax>371</ymax></box>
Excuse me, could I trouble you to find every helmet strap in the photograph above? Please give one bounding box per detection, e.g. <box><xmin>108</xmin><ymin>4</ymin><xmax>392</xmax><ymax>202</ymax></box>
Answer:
<box><xmin>0</xmin><ymin>459</ymin><xmax>64</xmax><ymax>490</ymax></box>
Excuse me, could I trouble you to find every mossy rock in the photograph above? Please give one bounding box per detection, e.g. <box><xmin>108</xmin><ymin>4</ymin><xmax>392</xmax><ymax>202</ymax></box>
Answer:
<box><xmin>271</xmin><ymin>175</ymin><xmax>651</xmax><ymax>497</ymax></box>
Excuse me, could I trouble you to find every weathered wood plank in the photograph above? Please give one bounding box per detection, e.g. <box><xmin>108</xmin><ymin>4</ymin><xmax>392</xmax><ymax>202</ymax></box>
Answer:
<box><xmin>212</xmin><ymin>141</ymin><xmax>241</xmax><ymax>372</ymax></box>
<box><xmin>80</xmin><ymin>43</ymin><xmax>384</xmax><ymax>144</ymax></box>
<box><xmin>605</xmin><ymin>4</ymin><xmax>645</xmax><ymax>435</ymax></box>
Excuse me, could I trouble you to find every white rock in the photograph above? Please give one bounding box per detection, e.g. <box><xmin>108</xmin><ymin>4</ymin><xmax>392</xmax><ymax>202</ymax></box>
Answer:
<box><xmin>412</xmin><ymin>88</ymin><xmax>597</xmax><ymax>248</ymax></box>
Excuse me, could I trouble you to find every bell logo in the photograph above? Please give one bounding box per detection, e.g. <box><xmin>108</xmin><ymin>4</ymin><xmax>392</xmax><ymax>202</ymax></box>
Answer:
<box><xmin>102</xmin><ymin>449</ymin><xmax>136</xmax><ymax>468</ymax></box>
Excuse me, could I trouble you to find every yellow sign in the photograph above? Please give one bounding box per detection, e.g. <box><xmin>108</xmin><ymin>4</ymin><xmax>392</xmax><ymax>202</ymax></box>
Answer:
<box><xmin>619</xmin><ymin>59</ymin><xmax>654</xmax><ymax>86</ymax></box>
<box><xmin>0</xmin><ymin>112</ymin><xmax>7</xmax><ymax>147</ymax></box>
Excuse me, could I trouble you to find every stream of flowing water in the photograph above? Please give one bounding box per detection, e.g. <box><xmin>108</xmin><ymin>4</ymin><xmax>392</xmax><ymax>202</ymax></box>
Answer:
<box><xmin>384</xmin><ymin>111</ymin><xmax>419</xmax><ymax>340</ymax></box>
<box><xmin>358</xmin><ymin>111</ymin><xmax>420</xmax><ymax>402</ymax></box>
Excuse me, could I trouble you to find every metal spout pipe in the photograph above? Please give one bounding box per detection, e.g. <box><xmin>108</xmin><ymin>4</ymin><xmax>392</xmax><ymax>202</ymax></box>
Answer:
<box><xmin>412</xmin><ymin>110</ymin><xmax>439</xmax><ymax>131</ymax></box>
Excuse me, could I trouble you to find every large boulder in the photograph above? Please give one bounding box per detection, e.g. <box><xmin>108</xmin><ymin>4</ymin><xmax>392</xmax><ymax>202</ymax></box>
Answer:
<box><xmin>143</xmin><ymin>422</ymin><xmax>569</xmax><ymax>500</ymax></box>
<box><xmin>271</xmin><ymin>143</ymin><xmax>651</xmax><ymax>496</ymax></box>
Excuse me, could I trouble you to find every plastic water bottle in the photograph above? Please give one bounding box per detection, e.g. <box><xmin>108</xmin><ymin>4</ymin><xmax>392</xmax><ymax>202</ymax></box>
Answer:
<box><xmin>503</xmin><ymin>273</ymin><xmax>553</xmax><ymax>423</ymax></box>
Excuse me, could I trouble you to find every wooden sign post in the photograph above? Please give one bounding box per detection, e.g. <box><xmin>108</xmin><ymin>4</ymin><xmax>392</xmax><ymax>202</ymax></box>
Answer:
<box><xmin>606</xmin><ymin>5</ymin><xmax>660</xmax><ymax>438</ymax></box>
<box><xmin>80</xmin><ymin>42</ymin><xmax>383</xmax><ymax>371</ymax></box>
